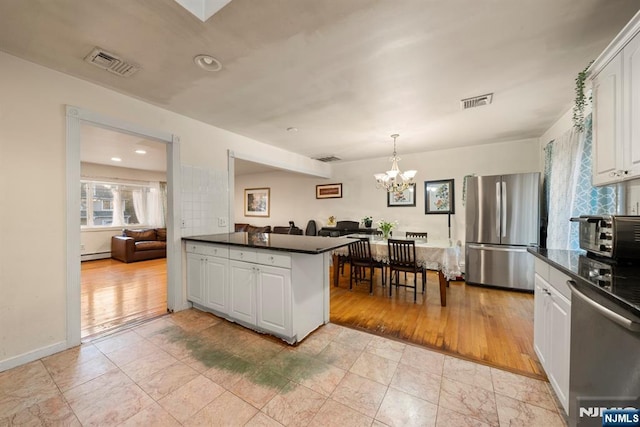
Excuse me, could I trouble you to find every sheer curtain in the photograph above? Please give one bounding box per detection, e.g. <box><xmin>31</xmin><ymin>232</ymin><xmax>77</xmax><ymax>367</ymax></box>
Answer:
<box><xmin>147</xmin><ymin>182</ymin><xmax>165</xmax><ymax>228</ymax></box>
<box><xmin>544</xmin><ymin>114</ymin><xmax>616</xmax><ymax>249</ymax></box>
<box><xmin>110</xmin><ymin>188</ymin><xmax>124</xmax><ymax>227</ymax></box>
<box><xmin>132</xmin><ymin>189</ymin><xmax>146</xmax><ymax>225</ymax></box>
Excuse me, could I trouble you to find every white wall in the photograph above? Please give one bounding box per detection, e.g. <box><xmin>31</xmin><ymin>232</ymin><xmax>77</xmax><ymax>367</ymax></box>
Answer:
<box><xmin>235</xmin><ymin>139</ymin><xmax>542</xmax><ymax>243</ymax></box>
<box><xmin>0</xmin><ymin>51</ymin><xmax>326</xmax><ymax>368</ymax></box>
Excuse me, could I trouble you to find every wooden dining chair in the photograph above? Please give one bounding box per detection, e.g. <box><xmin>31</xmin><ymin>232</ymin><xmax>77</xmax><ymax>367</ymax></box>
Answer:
<box><xmin>405</xmin><ymin>231</ymin><xmax>428</xmax><ymax>240</ymax></box>
<box><xmin>387</xmin><ymin>239</ymin><xmax>426</xmax><ymax>302</ymax></box>
<box><xmin>348</xmin><ymin>238</ymin><xmax>385</xmax><ymax>294</ymax></box>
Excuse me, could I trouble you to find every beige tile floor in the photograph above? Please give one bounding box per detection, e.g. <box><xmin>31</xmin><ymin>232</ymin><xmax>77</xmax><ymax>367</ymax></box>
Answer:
<box><xmin>0</xmin><ymin>309</ymin><xmax>568</xmax><ymax>426</ymax></box>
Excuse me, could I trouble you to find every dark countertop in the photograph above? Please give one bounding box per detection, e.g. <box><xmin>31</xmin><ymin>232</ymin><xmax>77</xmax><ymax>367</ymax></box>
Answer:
<box><xmin>528</xmin><ymin>247</ymin><xmax>640</xmax><ymax>319</ymax></box>
<box><xmin>183</xmin><ymin>232</ymin><xmax>353</xmax><ymax>254</ymax></box>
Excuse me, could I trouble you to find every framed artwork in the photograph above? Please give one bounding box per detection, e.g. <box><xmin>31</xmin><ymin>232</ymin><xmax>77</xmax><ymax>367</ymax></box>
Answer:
<box><xmin>244</xmin><ymin>187</ymin><xmax>270</xmax><ymax>217</ymax></box>
<box><xmin>316</xmin><ymin>183</ymin><xmax>342</xmax><ymax>199</ymax></box>
<box><xmin>425</xmin><ymin>179</ymin><xmax>455</xmax><ymax>214</ymax></box>
<box><xmin>387</xmin><ymin>184</ymin><xmax>416</xmax><ymax>207</ymax></box>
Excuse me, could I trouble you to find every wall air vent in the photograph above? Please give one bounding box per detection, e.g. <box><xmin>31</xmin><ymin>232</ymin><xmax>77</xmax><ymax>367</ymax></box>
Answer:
<box><xmin>313</xmin><ymin>155</ymin><xmax>341</xmax><ymax>162</ymax></box>
<box><xmin>461</xmin><ymin>93</ymin><xmax>493</xmax><ymax>109</ymax></box>
<box><xmin>84</xmin><ymin>47</ymin><xmax>140</xmax><ymax>77</ymax></box>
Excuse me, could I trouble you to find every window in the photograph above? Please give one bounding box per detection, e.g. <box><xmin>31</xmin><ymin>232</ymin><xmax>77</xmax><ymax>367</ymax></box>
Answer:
<box><xmin>81</xmin><ymin>180</ymin><xmax>165</xmax><ymax>228</ymax></box>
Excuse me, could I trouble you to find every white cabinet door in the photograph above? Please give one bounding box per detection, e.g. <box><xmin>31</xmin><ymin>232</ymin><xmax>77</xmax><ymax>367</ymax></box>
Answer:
<box><xmin>533</xmin><ymin>268</ymin><xmax>571</xmax><ymax>414</ymax></box>
<box><xmin>624</xmin><ymin>33</ymin><xmax>640</xmax><ymax>179</ymax></box>
<box><xmin>186</xmin><ymin>252</ymin><xmax>204</xmax><ymax>305</ymax></box>
<box><xmin>592</xmin><ymin>54</ymin><xmax>623</xmax><ymax>186</ymax></box>
<box><xmin>256</xmin><ymin>265</ymin><xmax>291</xmax><ymax>337</ymax></box>
<box><xmin>204</xmin><ymin>256</ymin><xmax>229</xmax><ymax>314</ymax></box>
<box><xmin>547</xmin><ymin>285</ymin><xmax>571</xmax><ymax>413</ymax></box>
<box><xmin>229</xmin><ymin>260</ymin><xmax>256</xmax><ymax>325</ymax></box>
<box><xmin>533</xmin><ymin>274</ymin><xmax>548</xmax><ymax>366</ymax></box>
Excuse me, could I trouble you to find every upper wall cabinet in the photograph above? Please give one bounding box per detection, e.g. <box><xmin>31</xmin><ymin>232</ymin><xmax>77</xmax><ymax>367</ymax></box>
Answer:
<box><xmin>591</xmin><ymin>12</ymin><xmax>640</xmax><ymax>186</ymax></box>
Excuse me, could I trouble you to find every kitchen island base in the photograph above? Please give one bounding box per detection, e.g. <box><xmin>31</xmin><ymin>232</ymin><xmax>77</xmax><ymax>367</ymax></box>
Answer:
<box><xmin>184</xmin><ymin>233</ymin><xmax>351</xmax><ymax>344</ymax></box>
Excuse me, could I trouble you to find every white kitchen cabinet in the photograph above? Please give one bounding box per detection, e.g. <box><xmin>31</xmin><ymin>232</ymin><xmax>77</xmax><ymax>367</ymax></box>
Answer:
<box><xmin>204</xmin><ymin>256</ymin><xmax>229</xmax><ymax>314</ymax></box>
<box><xmin>186</xmin><ymin>243</ymin><xmax>229</xmax><ymax>315</ymax></box>
<box><xmin>229</xmin><ymin>259</ymin><xmax>257</xmax><ymax>325</ymax></box>
<box><xmin>591</xmin><ymin>14</ymin><xmax>640</xmax><ymax>185</ymax></box>
<box><xmin>186</xmin><ymin>252</ymin><xmax>205</xmax><ymax>305</ymax></box>
<box><xmin>592</xmin><ymin>54</ymin><xmax>623</xmax><ymax>185</ymax></box>
<box><xmin>229</xmin><ymin>254</ymin><xmax>292</xmax><ymax>336</ymax></box>
<box><xmin>184</xmin><ymin>238</ymin><xmax>332</xmax><ymax>344</ymax></box>
<box><xmin>256</xmin><ymin>264</ymin><xmax>292</xmax><ymax>337</ymax></box>
<box><xmin>533</xmin><ymin>258</ymin><xmax>571</xmax><ymax>415</ymax></box>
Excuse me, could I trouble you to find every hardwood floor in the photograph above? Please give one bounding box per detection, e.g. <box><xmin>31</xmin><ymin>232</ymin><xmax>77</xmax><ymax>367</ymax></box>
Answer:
<box><xmin>81</xmin><ymin>258</ymin><xmax>167</xmax><ymax>339</ymax></box>
<box><xmin>330</xmin><ymin>265</ymin><xmax>545</xmax><ymax>380</ymax></box>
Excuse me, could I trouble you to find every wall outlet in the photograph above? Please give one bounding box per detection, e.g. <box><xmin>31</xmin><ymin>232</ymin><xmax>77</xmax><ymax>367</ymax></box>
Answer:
<box><xmin>181</xmin><ymin>219</ymin><xmax>186</xmax><ymax>228</ymax></box>
<box><xmin>218</xmin><ymin>217</ymin><xmax>228</xmax><ymax>227</ymax></box>
<box><xmin>80</xmin><ymin>244</ymin><xmax>85</xmax><ymax>250</ymax></box>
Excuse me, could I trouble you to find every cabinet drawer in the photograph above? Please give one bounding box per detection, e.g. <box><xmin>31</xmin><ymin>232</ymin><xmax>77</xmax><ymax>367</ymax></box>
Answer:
<box><xmin>230</xmin><ymin>248</ymin><xmax>257</xmax><ymax>263</ymax></box>
<box><xmin>549</xmin><ymin>267</ymin><xmax>571</xmax><ymax>301</ymax></box>
<box><xmin>201</xmin><ymin>245</ymin><xmax>228</xmax><ymax>258</ymax></box>
<box><xmin>534</xmin><ymin>257</ymin><xmax>550</xmax><ymax>282</ymax></box>
<box><xmin>186</xmin><ymin>242</ymin><xmax>229</xmax><ymax>258</ymax></box>
<box><xmin>257</xmin><ymin>251</ymin><xmax>291</xmax><ymax>269</ymax></box>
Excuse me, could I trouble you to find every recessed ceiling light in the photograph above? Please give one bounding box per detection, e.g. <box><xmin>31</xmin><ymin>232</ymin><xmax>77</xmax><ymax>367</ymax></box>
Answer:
<box><xmin>111</xmin><ymin>157</ymin><xmax>122</xmax><ymax>162</ymax></box>
<box><xmin>135</xmin><ymin>149</ymin><xmax>147</xmax><ymax>154</ymax></box>
<box><xmin>286</xmin><ymin>127</ymin><xmax>298</xmax><ymax>132</ymax></box>
<box><xmin>194</xmin><ymin>54</ymin><xmax>222</xmax><ymax>72</ymax></box>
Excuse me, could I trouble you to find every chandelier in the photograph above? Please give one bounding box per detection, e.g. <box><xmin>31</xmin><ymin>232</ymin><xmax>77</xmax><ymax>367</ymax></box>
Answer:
<box><xmin>374</xmin><ymin>134</ymin><xmax>417</xmax><ymax>192</ymax></box>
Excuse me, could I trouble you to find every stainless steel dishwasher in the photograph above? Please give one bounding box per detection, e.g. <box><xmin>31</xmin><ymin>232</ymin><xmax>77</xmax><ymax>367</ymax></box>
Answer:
<box><xmin>568</xmin><ymin>278</ymin><xmax>640</xmax><ymax>427</ymax></box>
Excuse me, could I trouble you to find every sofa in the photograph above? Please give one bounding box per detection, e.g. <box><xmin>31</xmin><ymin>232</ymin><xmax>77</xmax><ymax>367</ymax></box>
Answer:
<box><xmin>272</xmin><ymin>225</ymin><xmax>303</xmax><ymax>235</ymax></box>
<box><xmin>111</xmin><ymin>228</ymin><xmax>167</xmax><ymax>263</ymax></box>
<box><xmin>235</xmin><ymin>223</ymin><xmax>272</xmax><ymax>233</ymax></box>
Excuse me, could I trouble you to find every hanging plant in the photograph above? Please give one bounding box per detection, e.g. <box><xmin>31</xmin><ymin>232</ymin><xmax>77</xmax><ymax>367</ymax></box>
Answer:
<box><xmin>572</xmin><ymin>60</ymin><xmax>594</xmax><ymax>132</ymax></box>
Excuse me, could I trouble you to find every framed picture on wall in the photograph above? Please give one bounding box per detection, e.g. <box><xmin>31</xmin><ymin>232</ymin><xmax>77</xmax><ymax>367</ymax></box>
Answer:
<box><xmin>425</xmin><ymin>179</ymin><xmax>455</xmax><ymax>214</ymax></box>
<box><xmin>387</xmin><ymin>184</ymin><xmax>416</xmax><ymax>207</ymax></box>
<box><xmin>245</xmin><ymin>187</ymin><xmax>270</xmax><ymax>217</ymax></box>
<box><xmin>316</xmin><ymin>183</ymin><xmax>342</xmax><ymax>199</ymax></box>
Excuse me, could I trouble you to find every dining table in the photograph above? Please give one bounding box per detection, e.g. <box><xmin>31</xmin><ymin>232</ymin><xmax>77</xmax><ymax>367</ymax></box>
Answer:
<box><xmin>332</xmin><ymin>235</ymin><xmax>463</xmax><ymax>307</ymax></box>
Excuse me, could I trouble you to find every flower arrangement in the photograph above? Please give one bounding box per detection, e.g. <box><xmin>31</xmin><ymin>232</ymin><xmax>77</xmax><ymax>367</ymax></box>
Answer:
<box><xmin>362</xmin><ymin>216</ymin><xmax>373</xmax><ymax>227</ymax></box>
<box><xmin>377</xmin><ymin>219</ymin><xmax>397</xmax><ymax>238</ymax></box>
<box><xmin>327</xmin><ymin>215</ymin><xmax>336</xmax><ymax>226</ymax></box>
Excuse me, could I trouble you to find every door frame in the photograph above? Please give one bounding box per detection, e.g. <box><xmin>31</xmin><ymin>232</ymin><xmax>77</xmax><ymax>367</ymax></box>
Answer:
<box><xmin>65</xmin><ymin>105</ymin><xmax>183</xmax><ymax>346</ymax></box>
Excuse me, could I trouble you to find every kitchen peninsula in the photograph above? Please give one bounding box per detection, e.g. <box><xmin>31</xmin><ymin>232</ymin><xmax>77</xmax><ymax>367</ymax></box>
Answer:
<box><xmin>183</xmin><ymin>232</ymin><xmax>352</xmax><ymax>344</ymax></box>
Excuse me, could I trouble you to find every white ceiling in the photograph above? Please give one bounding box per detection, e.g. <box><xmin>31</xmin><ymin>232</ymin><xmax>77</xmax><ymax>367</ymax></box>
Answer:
<box><xmin>1</xmin><ymin>0</ymin><xmax>639</xmax><ymax>164</ymax></box>
<box><xmin>81</xmin><ymin>125</ymin><xmax>167</xmax><ymax>172</ymax></box>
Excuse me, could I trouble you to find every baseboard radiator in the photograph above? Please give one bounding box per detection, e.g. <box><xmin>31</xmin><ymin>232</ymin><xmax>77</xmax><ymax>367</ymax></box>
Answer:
<box><xmin>81</xmin><ymin>252</ymin><xmax>111</xmax><ymax>262</ymax></box>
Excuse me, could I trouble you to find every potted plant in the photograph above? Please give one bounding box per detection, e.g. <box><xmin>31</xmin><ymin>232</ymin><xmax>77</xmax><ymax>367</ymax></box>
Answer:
<box><xmin>377</xmin><ymin>219</ymin><xmax>397</xmax><ymax>239</ymax></box>
<box><xmin>362</xmin><ymin>216</ymin><xmax>373</xmax><ymax>228</ymax></box>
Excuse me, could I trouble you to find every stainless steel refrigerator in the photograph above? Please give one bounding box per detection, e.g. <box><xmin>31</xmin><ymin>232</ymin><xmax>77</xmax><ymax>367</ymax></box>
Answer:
<box><xmin>465</xmin><ymin>173</ymin><xmax>540</xmax><ymax>291</ymax></box>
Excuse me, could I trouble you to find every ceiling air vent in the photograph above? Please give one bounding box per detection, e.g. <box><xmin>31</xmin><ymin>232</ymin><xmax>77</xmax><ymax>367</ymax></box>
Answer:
<box><xmin>84</xmin><ymin>47</ymin><xmax>140</xmax><ymax>77</ymax></box>
<box><xmin>313</xmin><ymin>155</ymin><xmax>341</xmax><ymax>162</ymax></box>
<box><xmin>461</xmin><ymin>93</ymin><xmax>493</xmax><ymax>109</ymax></box>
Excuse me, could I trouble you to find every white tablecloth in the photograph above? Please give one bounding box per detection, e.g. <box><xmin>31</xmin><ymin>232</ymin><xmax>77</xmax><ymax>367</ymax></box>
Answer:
<box><xmin>333</xmin><ymin>236</ymin><xmax>463</xmax><ymax>280</ymax></box>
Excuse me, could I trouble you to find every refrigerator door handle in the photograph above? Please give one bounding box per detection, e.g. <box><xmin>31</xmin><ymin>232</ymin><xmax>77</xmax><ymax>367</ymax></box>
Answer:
<box><xmin>495</xmin><ymin>181</ymin><xmax>501</xmax><ymax>238</ymax></box>
<box><xmin>467</xmin><ymin>244</ymin><xmax>528</xmax><ymax>253</ymax></box>
<box><xmin>501</xmin><ymin>181</ymin><xmax>507</xmax><ymax>238</ymax></box>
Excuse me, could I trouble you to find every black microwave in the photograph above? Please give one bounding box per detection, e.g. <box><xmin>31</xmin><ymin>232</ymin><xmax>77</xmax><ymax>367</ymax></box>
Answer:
<box><xmin>570</xmin><ymin>215</ymin><xmax>640</xmax><ymax>259</ymax></box>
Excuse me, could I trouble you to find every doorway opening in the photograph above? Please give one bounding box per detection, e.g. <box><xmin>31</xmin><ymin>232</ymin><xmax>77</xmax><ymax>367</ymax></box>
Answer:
<box><xmin>80</xmin><ymin>125</ymin><xmax>168</xmax><ymax>338</ymax></box>
<box><xmin>66</xmin><ymin>106</ymin><xmax>182</xmax><ymax>347</ymax></box>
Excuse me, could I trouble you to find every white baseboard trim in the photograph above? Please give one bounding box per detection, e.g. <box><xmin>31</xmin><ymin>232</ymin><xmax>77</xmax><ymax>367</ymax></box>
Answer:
<box><xmin>0</xmin><ymin>340</ymin><xmax>70</xmax><ymax>373</ymax></box>
<box><xmin>81</xmin><ymin>252</ymin><xmax>111</xmax><ymax>261</ymax></box>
